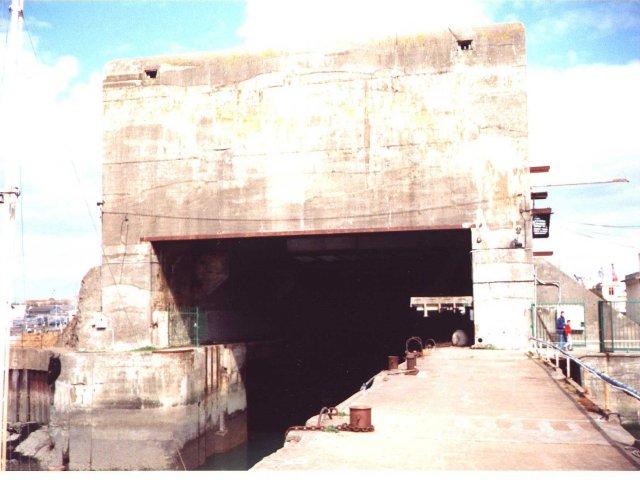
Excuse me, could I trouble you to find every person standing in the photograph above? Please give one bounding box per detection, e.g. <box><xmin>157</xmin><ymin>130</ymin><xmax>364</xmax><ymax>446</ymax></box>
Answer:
<box><xmin>564</xmin><ymin>320</ymin><xmax>572</xmax><ymax>351</ymax></box>
<box><xmin>555</xmin><ymin>311</ymin><xmax>566</xmax><ymax>349</ymax></box>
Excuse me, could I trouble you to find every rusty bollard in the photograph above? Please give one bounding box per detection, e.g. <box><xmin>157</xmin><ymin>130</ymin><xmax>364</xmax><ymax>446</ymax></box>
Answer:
<box><xmin>349</xmin><ymin>405</ymin><xmax>372</xmax><ymax>429</ymax></box>
<box><xmin>388</xmin><ymin>355</ymin><xmax>399</xmax><ymax>370</ymax></box>
<box><xmin>406</xmin><ymin>352</ymin><xmax>417</xmax><ymax>370</ymax></box>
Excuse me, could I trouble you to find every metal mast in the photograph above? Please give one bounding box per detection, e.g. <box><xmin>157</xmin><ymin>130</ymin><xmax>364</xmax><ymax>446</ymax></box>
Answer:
<box><xmin>1</xmin><ymin>0</ymin><xmax>25</xmax><ymax>471</ymax></box>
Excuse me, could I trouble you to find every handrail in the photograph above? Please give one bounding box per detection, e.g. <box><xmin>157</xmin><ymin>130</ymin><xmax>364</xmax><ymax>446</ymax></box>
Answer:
<box><xmin>529</xmin><ymin>336</ymin><xmax>640</xmax><ymax>402</ymax></box>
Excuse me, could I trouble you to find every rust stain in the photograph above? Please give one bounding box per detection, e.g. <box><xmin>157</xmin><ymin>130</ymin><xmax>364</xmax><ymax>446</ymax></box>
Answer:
<box><xmin>550</xmin><ymin>421</ymin><xmax>570</xmax><ymax>431</ymax></box>
<box><xmin>577</xmin><ymin>395</ymin><xmax>601</xmax><ymax>413</ymax></box>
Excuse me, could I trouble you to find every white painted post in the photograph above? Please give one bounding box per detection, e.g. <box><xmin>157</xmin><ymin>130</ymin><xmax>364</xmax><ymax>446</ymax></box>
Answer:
<box><xmin>555</xmin><ymin>350</ymin><xmax>559</xmax><ymax>368</ymax></box>
<box><xmin>566</xmin><ymin>356</ymin><xmax>571</xmax><ymax>379</ymax></box>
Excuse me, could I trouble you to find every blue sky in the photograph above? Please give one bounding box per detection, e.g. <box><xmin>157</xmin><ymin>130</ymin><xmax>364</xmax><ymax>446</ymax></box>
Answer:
<box><xmin>1</xmin><ymin>0</ymin><xmax>639</xmax><ymax>300</ymax></box>
<box><xmin>19</xmin><ymin>1</ymin><xmax>640</xmax><ymax>70</ymax></box>
<box><xmin>21</xmin><ymin>1</ymin><xmax>246</xmax><ymax>80</ymax></box>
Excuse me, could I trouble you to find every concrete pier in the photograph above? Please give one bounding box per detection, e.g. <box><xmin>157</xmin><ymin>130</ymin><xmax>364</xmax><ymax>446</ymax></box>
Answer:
<box><xmin>254</xmin><ymin>348</ymin><xmax>639</xmax><ymax>470</ymax></box>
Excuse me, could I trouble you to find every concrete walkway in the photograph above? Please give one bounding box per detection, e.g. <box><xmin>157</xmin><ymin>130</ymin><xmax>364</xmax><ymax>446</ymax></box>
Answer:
<box><xmin>253</xmin><ymin>348</ymin><xmax>638</xmax><ymax>470</ymax></box>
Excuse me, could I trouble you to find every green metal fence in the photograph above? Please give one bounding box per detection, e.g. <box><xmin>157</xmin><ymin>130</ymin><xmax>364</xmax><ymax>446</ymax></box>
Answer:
<box><xmin>599</xmin><ymin>300</ymin><xmax>640</xmax><ymax>353</ymax></box>
<box><xmin>168</xmin><ymin>306</ymin><xmax>201</xmax><ymax>347</ymax></box>
<box><xmin>531</xmin><ymin>302</ymin><xmax>587</xmax><ymax>348</ymax></box>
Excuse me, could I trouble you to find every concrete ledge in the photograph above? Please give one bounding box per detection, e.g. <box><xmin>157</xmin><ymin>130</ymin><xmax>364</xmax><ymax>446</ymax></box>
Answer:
<box><xmin>9</xmin><ymin>348</ymin><xmax>54</xmax><ymax>371</ymax></box>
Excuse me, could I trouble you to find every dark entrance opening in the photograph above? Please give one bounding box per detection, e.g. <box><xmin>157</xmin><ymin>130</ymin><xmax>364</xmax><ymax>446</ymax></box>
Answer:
<box><xmin>155</xmin><ymin>228</ymin><xmax>472</xmax><ymax>469</ymax></box>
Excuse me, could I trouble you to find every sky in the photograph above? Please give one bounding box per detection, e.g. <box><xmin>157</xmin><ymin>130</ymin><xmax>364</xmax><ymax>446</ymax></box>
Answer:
<box><xmin>0</xmin><ymin>0</ymin><xmax>639</xmax><ymax>300</ymax></box>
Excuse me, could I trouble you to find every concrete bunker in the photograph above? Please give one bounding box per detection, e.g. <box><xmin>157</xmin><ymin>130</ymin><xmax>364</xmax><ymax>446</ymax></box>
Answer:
<box><xmin>53</xmin><ymin>22</ymin><xmax>536</xmax><ymax>470</ymax></box>
<box><xmin>152</xmin><ymin>228</ymin><xmax>472</xmax><ymax>465</ymax></box>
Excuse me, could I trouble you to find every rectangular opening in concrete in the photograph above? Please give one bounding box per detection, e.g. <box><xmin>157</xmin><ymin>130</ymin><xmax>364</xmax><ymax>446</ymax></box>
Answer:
<box><xmin>153</xmin><ymin>228</ymin><xmax>472</xmax><ymax>468</ymax></box>
<box><xmin>457</xmin><ymin>39</ymin><xmax>473</xmax><ymax>50</ymax></box>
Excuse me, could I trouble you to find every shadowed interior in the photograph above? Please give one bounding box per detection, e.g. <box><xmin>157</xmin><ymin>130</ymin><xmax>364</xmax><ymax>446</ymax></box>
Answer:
<box><xmin>155</xmin><ymin>229</ymin><xmax>472</xmax><ymax>469</ymax></box>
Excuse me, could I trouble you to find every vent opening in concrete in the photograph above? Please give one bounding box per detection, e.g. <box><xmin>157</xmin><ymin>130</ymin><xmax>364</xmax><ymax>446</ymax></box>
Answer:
<box><xmin>144</xmin><ymin>68</ymin><xmax>158</xmax><ymax>79</ymax></box>
<box><xmin>154</xmin><ymin>228</ymin><xmax>472</xmax><ymax>469</ymax></box>
<box><xmin>457</xmin><ymin>39</ymin><xmax>473</xmax><ymax>50</ymax></box>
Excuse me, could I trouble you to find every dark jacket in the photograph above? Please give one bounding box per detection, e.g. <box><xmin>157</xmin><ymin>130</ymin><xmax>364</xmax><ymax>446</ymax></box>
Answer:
<box><xmin>555</xmin><ymin>315</ymin><xmax>566</xmax><ymax>331</ymax></box>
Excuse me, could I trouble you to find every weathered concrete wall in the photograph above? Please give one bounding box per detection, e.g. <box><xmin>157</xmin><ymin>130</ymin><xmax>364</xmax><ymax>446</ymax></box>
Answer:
<box><xmin>9</xmin><ymin>347</ymin><xmax>52</xmax><ymax>371</ymax></box>
<box><xmin>98</xmin><ymin>22</ymin><xmax>532</xmax><ymax>350</ymax></box>
<box><xmin>59</xmin><ymin>266</ymin><xmax>105</xmax><ymax>351</ymax></box>
<box><xmin>472</xmin><ymin>245</ymin><xmax>534</xmax><ymax>349</ymax></box>
<box><xmin>578</xmin><ymin>353</ymin><xmax>640</xmax><ymax>424</ymax></box>
<box><xmin>49</xmin><ymin>344</ymin><xmax>246</xmax><ymax>470</ymax></box>
<box><xmin>535</xmin><ymin>258</ymin><xmax>602</xmax><ymax>352</ymax></box>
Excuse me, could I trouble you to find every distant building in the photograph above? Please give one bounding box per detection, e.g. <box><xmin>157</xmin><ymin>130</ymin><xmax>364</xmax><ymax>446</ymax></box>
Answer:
<box><xmin>593</xmin><ymin>263</ymin><xmax>627</xmax><ymax>304</ymax></box>
<box><xmin>624</xmin><ymin>254</ymin><xmax>640</xmax><ymax>323</ymax></box>
<box><xmin>19</xmin><ymin>299</ymin><xmax>76</xmax><ymax>333</ymax></box>
<box><xmin>9</xmin><ymin>303</ymin><xmax>27</xmax><ymax>336</ymax></box>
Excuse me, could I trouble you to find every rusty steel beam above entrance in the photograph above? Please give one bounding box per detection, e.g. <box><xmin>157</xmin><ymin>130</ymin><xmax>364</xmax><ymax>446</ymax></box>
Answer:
<box><xmin>529</xmin><ymin>166</ymin><xmax>550</xmax><ymax>174</ymax></box>
<box><xmin>141</xmin><ymin>224</ymin><xmax>476</xmax><ymax>243</ymax></box>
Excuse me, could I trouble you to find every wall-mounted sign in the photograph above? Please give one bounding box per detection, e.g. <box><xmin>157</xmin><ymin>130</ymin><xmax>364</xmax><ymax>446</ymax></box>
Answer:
<box><xmin>532</xmin><ymin>209</ymin><xmax>551</xmax><ymax>238</ymax></box>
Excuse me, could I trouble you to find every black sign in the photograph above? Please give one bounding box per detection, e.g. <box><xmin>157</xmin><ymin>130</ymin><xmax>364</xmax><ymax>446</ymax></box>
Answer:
<box><xmin>532</xmin><ymin>213</ymin><xmax>551</xmax><ymax>238</ymax></box>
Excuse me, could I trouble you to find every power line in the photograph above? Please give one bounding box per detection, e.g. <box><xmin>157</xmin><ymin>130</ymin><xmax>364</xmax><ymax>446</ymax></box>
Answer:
<box><xmin>24</xmin><ymin>23</ymin><xmax>38</xmax><ymax>63</ymax></box>
<box><xmin>15</xmin><ymin>7</ymin><xmax>134</xmax><ymax>331</ymax></box>
<box><xmin>67</xmin><ymin>155</ymin><xmax>134</xmax><ymax>329</ymax></box>
<box><xmin>101</xmin><ymin>194</ymin><xmax>524</xmax><ymax>224</ymax></box>
<box><xmin>563</xmin><ymin>227</ymin><xmax>638</xmax><ymax>250</ymax></box>
<box><xmin>568</xmin><ymin>222</ymin><xmax>640</xmax><ymax>229</ymax></box>
<box><xmin>19</xmin><ymin>166</ymin><xmax>25</xmax><ymax>300</ymax></box>
<box><xmin>569</xmin><ymin>227</ymin><xmax>638</xmax><ymax>243</ymax></box>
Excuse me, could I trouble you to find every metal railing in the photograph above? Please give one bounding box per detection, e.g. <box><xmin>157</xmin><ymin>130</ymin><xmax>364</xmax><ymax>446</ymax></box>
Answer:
<box><xmin>168</xmin><ymin>307</ymin><xmax>201</xmax><ymax>347</ymax></box>
<box><xmin>599</xmin><ymin>300</ymin><xmax>640</xmax><ymax>353</ymax></box>
<box><xmin>531</xmin><ymin>302</ymin><xmax>588</xmax><ymax>348</ymax></box>
<box><xmin>529</xmin><ymin>336</ymin><xmax>640</xmax><ymax>406</ymax></box>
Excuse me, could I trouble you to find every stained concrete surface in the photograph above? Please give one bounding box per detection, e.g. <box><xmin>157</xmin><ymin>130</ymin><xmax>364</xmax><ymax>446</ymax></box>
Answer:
<box><xmin>253</xmin><ymin>348</ymin><xmax>638</xmax><ymax>470</ymax></box>
<box><xmin>98</xmin><ymin>22</ymin><xmax>534</xmax><ymax>352</ymax></box>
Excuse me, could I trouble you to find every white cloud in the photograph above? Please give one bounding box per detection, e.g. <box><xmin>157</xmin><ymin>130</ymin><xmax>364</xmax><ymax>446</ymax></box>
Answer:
<box><xmin>20</xmin><ymin>233</ymin><xmax>101</xmax><ymax>300</ymax></box>
<box><xmin>528</xmin><ymin>62</ymin><xmax>640</xmax><ymax>181</ymax></box>
<box><xmin>1</xmin><ymin>39</ymin><xmax>103</xmax><ymax>301</ymax></box>
<box><xmin>25</xmin><ymin>17</ymin><xmax>53</xmax><ymax>30</ymax></box>
<box><xmin>238</xmin><ymin>0</ymin><xmax>491</xmax><ymax>50</ymax></box>
<box><xmin>528</xmin><ymin>62</ymin><xmax>640</xmax><ymax>280</ymax></box>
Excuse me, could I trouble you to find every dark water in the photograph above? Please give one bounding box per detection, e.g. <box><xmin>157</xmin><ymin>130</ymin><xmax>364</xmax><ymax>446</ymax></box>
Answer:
<box><xmin>623</xmin><ymin>423</ymin><xmax>640</xmax><ymax>440</ymax></box>
<box><xmin>7</xmin><ymin>455</ymin><xmax>42</xmax><ymax>471</ymax></box>
<box><xmin>197</xmin><ymin>431</ymin><xmax>284</xmax><ymax>471</ymax></box>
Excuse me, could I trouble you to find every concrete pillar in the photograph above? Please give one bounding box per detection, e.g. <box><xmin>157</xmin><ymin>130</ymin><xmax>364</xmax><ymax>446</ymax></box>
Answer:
<box><xmin>78</xmin><ymin>242</ymin><xmax>154</xmax><ymax>352</ymax></box>
<box><xmin>472</xmin><ymin>228</ymin><xmax>535</xmax><ymax>349</ymax></box>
